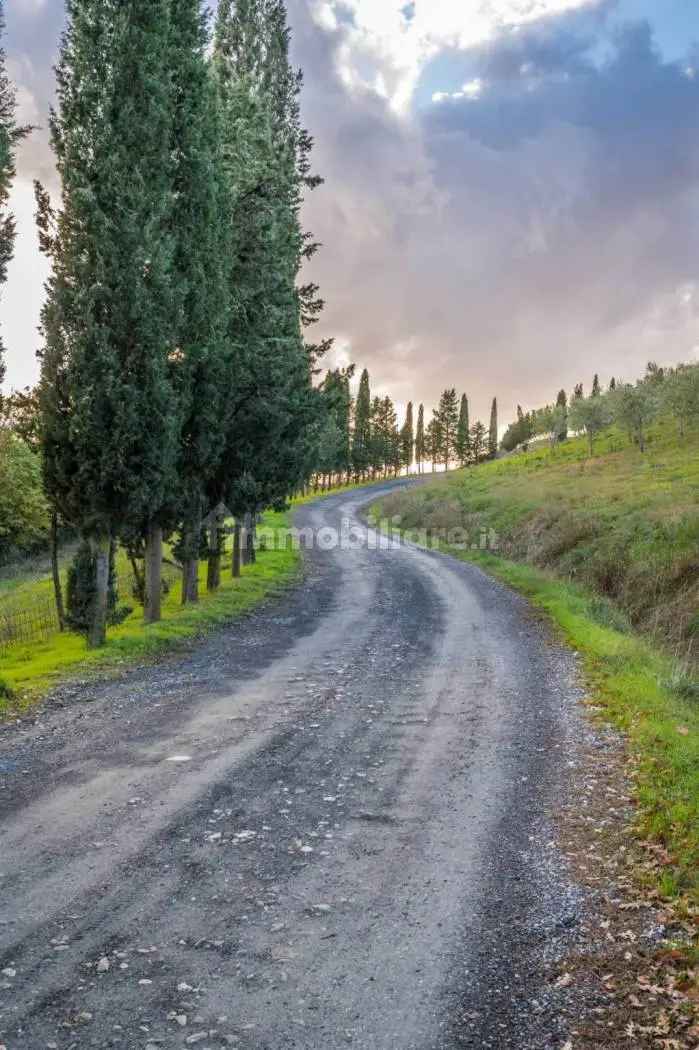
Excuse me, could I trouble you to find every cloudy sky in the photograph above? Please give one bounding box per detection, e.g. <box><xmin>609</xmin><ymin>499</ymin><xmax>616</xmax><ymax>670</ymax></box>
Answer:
<box><xmin>3</xmin><ymin>0</ymin><xmax>699</xmax><ymax>424</ymax></box>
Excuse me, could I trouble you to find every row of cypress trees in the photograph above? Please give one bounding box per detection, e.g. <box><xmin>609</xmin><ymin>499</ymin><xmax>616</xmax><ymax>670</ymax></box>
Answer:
<box><xmin>315</xmin><ymin>369</ymin><xmax>500</xmax><ymax>485</ymax></box>
<box><xmin>32</xmin><ymin>0</ymin><xmax>328</xmax><ymax>646</ymax></box>
<box><xmin>0</xmin><ymin>2</ymin><xmax>28</xmax><ymax>399</ymax></box>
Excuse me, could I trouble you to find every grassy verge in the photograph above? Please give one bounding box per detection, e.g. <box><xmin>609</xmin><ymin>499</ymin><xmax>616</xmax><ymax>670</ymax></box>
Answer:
<box><xmin>380</xmin><ymin>423</ymin><xmax>699</xmax><ymax>661</ymax></box>
<box><xmin>369</xmin><ymin>504</ymin><xmax>699</xmax><ymax>907</ymax></box>
<box><xmin>0</xmin><ymin>509</ymin><xmax>300</xmax><ymax>715</ymax></box>
<box><xmin>0</xmin><ymin>478</ymin><xmax>400</xmax><ymax>715</ymax></box>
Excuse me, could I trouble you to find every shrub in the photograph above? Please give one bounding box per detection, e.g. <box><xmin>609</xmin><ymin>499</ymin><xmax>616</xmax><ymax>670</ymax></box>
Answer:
<box><xmin>0</xmin><ymin>431</ymin><xmax>50</xmax><ymax>563</ymax></box>
<box><xmin>66</xmin><ymin>541</ymin><xmax>131</xmax><ymax>635</ymax></box>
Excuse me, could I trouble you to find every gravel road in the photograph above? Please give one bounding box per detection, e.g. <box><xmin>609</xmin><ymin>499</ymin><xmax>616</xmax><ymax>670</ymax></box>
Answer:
<box><xmin>0</xmin><ymin>482</ymin><xmax>590</xmax><ymax>1050</ymax></box>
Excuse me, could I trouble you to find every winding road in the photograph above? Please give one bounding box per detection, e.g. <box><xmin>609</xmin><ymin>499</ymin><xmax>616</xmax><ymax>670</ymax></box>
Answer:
<box><xmin>0</xmin><ymin>483</ymin><xmax>587</xmax><ymax>1050</ymax></box>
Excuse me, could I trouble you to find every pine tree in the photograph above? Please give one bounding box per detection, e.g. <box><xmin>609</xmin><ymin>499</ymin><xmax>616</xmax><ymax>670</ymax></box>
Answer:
<box><xmin>377</xmin><ymin>395</ymin><xmax>400</xmax><ymax>476</ymax></box>
<box><xmin>45</xmin><ymin>0</ymin><xmax>179</xmax><ymax>645</ymax></box>
<box><xmin>455</xmin><ymin>393</ymin><xmax>470</xmax><ymax>466</ymax></box>
<box><xmin>573</xmin><ymin>383</ymin><xmax>584</xmax><ymax>400</ymax></box>
<box><xmin>488</xmin><ymin>397</ymin><xmax>498</xmax><ymax>458</ymax></box>
<box><xmin>415</xmin><ymin>404</ymin><xmax>425</xmax><ymax>474</ymax></box>
<box><xmin>0</xmin><ymin>4</ymin><xmax>29</xmax><ymax>400</ymax></box>
<box><xmin>352</xmin><ymin>368</ymin><xmax>372</xmax><ymax>479</ymax></box>
<box><xmin>591</xmin><ymin>374</ymin><xmax>601</xmax><ymax>397</ymax></box>
<box><xmin>425</xmin><ymin>417</ymin><xmax>442</xmax><ymax>472</ymax></box>
<box><xmin>433</xmin><ymin>388</ymin><xmax>459</xmax><ymax>469</ymax></box>
<box><xmin>400</xmin><ymin>401</ymin><xmax>414</xmax><ymax>474</ymax></box>
<box><xmin>609</xmin><ymin>377</ymin><xmax>616</xmax><ymax>391</ymax></box>
<box><xmin>470</xmin><ymin>421</ymin><xmax>487</xmax><ymax>464</ymax></box>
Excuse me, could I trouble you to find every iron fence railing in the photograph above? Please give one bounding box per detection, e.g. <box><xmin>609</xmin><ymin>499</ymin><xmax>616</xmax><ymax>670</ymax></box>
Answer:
<box><xmin>0</xmin><ymin>563</ymin><xmax>182</xmax><ymax>653</ymax></box>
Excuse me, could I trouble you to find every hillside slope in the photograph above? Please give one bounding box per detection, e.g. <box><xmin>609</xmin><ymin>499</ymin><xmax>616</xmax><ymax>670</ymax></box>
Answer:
<box><xmin>375</xmin><ymin>421</ymin><xmax>699</xmax><ymax>902</ymax></box>
<box><xmin>381</xmin><ymin>423</ymin><xmax>699</xmax><ymax>663</ymax></box>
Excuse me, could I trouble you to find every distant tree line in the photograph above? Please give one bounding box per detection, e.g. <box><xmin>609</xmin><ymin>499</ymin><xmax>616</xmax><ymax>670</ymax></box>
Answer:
<box><xmin>313</xmin><ymin>371</ymin><xmax>501</xmax><ymax>487</ymax></box>
<box><xmin>500</xmin><ymin>362</ymin><xmax>699</xmax><ymax>457</ymax></box>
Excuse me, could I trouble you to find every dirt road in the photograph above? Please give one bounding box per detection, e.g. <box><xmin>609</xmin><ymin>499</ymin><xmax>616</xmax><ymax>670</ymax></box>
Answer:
<box><xmin>0</xmin><ymin>483</ymin><xmax>588</xmax><ymax>1049</ymax></box>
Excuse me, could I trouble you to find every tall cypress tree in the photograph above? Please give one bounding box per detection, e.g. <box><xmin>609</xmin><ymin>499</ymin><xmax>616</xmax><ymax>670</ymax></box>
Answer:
<box><xmin>46</xmin><ymin>0</ymin><xmax>178</xmax><ymax>644</ymax></box>
<box><xmin>415</xmin><ymin>403</ymin><xmax>425</xmax><ymax>474</ymax></box>
<box><xmin>591</xmin><ymin>374</ymin><xmax>601</xmax><ymax>397</ymax></box>
<box><xmin>555</xmin><ymin>388</ymin><xmax>568</xmax><ymax>440</ymax></box>
<box><xmin>213</xmin><ymin>0</ymin><xmax>321</xmax><ymax>544</ymax></box>
<box><xmin>400</xmin><ymin>401</ymin><xmax>414</xmax><ymax>474</ymax></box>
<box><xmin>455</xmin><ymin>393</ymin><xmax>470</xmax><ymax>466</ymax></box>
<box><xmin>0</xmin><ymin>5</ymin><xmax>28</xmax><ymax>400</ymax></box>
<box><xmin>352</xmin><ymin>368</ymin><xmax>371</xmax><ymax>479</ymax></box>
<box><xmin>488</xmin><ymin>397</ymin><xmax>498</xmax><ymax>458</ymax></box>
<box><xmin>169</xmin><ymin>0</ymin><xmax>229</xmax><ymax>605</ymax></box>
<box><xmin>322</xmin><ymin>365</ymin><xmax>354</xmax><ymax>482</ymax></box>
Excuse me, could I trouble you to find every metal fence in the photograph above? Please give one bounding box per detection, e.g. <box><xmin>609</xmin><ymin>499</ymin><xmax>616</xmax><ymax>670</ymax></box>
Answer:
<box><xmin>0</xmin><ymin>563</ymin><xmax>182</xmax><ymax>654</ymax></box>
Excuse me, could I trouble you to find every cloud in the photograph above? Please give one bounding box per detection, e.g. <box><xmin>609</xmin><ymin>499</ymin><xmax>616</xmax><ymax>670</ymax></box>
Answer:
<box><xmin>1</xmin><ymin>0</ymin><xmax>698</xmax><ymax>429</ymax></box>
<box><xmin>295</xmin><ymin>1</ymin><xmax>699</xmax><ymax>418</ymax></box>
<box><xmin>309</xmin><ymin>0</ymin><xmax>605</xmax><ymax>112</ymax></box>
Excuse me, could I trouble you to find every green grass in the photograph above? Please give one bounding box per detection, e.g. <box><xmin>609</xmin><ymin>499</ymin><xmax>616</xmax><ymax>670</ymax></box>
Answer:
<box><xmin>0</xmin><ymin>509</ymin><xmax>300</xmax><ymax>714</ymax></box>
<box><xmin>0</xmin><ymin>477</ymin><xmax>395</xmax><ymax>713</ymax></box>
<box><xmin>381</xmin><ymin>422</ymin><xmax>699</xmax><ymax>661</ymax></box>
<box><xmin>372</xmin><ymin>421</ymin><xmax>699</xmax><ymax>905</ymax></box>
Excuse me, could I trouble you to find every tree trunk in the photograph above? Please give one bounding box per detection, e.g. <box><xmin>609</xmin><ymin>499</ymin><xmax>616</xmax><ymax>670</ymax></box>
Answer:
<box><xmin>51</xmin><ymin>511</ymin><xmax>66</xmax><ymax>631</ymax></box>
<box><xmin>207</xmin><ymin>523</ymin><xmax>222</xmax><ymax>592</ymax></box>
<box><xmin>242</xmin><ymin>512</ymin><xmax>257</xmax><ymax>565</ymax></box>
<box><xmin>241</xmin><ymin>512</ymin><xmax>252</xmax><ymax>567</ymax></box>
<box><xmin>128</xmin><ymin>552</ymin><xmax>146</xmax><ymax>606</ymax></box>
<box><xmin>232</xmin><ymin>520</ymin><xmax>242</xmax><ymax>578</ymax></box>
<box><xmin>181</xmin><ymin>503</ymin><xmax>201</xmax><ymax>605</ymax></box>
<box><xmin>144</xmin><ymin>525</ymin><xmax>163</xmax><ymax>624</ymax></box>
<box><xmin>182</xmin><ymin>556</ymin><xmax>199</xmax><ymax>605</ymax></box>
<box><xmin>88</xmin><ymin>536</ymin><xmax>110</xmax><ymax>649</ymax></box>
<box><xmin>638</xmin><ymin>425</ymin><xmax>645</xmax><ymax>453</ymax></box>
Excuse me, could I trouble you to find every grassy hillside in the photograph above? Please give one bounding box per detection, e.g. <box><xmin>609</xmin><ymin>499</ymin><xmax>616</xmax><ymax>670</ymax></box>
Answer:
<box><xmin>382</xmin><ymin>422</ymin><xmax>699</xmax><ymax>663</ymax></box>
<box><xmin>375</xmin><ymin>421</ymin><xmax>699</xmax><ymax>904</ymax></box>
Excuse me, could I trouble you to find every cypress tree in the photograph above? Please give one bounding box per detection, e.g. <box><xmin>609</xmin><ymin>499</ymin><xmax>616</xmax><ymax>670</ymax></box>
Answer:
<box><xmin>0</xmin><ymin>5</ymin><xmax>28</xmax><ymax>400</ymax></box>
<box><xmin>35</xmin><ymin>182</ymin><xmax>75</xmax><ymax>628</ymax></box>
<box><xmin>369</xmin><ymin>395</ymin><xmax>384</xmax><ymax>477</ymax></box>
<box><xmin>169</xmin><ymin>0</ymin><xmax>229</xmax><ymax>605</ymax></box>
<box><xmin>400</xmin><ymin>401</ymin><xmax>414</xmax><ymax>474</ymax></box>
<box><xmin>415</xmin><ymin>403</ymin><xmax>425</xmax><ymax>473</ymax></box>
<box><xmin>591</xmin><ymin>374</ymin><xmax>601</xmax><ymax>397</ymax></box>
<box><xmin>609</xmin><ymin>377</ymin><xmax>616</xmax><ymax>391</ymax></box>
<box><xmin>213</xmin><ymin>0</ymin><xmax>321</xmax><ymax>539</ymax></box>
<box><xmin>352</xmin><ymin>368</ymin><xmax>371</xmax><ymax>479</ymax></box>
<box><xmin>46</xmin><ymin>0</ymin><xmax>178</xmax><ymax>644</ymax></box>
<box><xmin>555</xmin><ymin>388</ymin><xmax>568</xmax><ymax>440</ymax></box>
<box><xmin>321</xmin><ymin>365</ymin><xmax>354</xmax><ymax>483</ymax></box>
<box><xmin>455</xmin><ymin>393</ymin><xmax>470</xmax><ymax>466</ymax></box>
<box><xmin>488</xmin><ymin>397</ymin><xmax>498</xmax><ymax>458</ymax></box>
